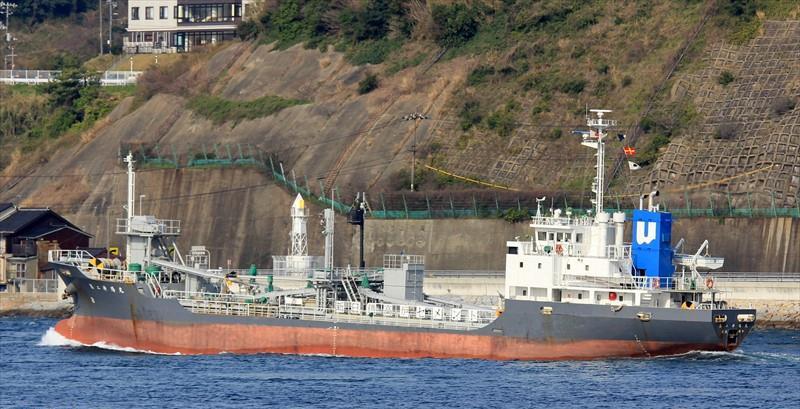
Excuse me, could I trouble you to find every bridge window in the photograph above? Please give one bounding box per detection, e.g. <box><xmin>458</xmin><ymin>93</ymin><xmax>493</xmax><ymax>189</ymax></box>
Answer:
<box><xmin>507</xmin><ymin>246</ymin><xmax>518</xmax><ymax>254</ymax></box>
<box><xmin>537</xmin><ymin>232</ymin><xmax>546</xmax><ymax>241</ymax></box>
<box><xmin>145</xmin><ymin>7</ymin><xmax>154</xmax><ymax>20</ymax></box>
<box><xmin>131</xmin><ymin>7</ymin><xmax>139</xmax><ymax>20</ymax></box>
<box><xmin>576</xmin><ymin>233</ymin><xmax>583</xmax><ymax>243</ymax></box>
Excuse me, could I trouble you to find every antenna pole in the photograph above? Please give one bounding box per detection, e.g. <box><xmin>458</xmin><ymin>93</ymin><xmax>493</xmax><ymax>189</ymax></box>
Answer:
<box><xmin>124</xmin><ymin>151</ymin><xmax>135</xmax><ymax>220</ymax></box>
<box><xmin>585</xmin><ymin>109</ymin><xmax>617</xmax><ymax>217</ymax></box>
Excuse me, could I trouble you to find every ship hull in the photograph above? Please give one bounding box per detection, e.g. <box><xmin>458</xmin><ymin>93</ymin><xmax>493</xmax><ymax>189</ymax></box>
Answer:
<box><xmin>51</xmin><ymin>264</ymin><xmax>756</xmax><ymax>360</ymax></box>
<box><xmin>55</xmin><ymin>314</ymin><xmax>728</xmax><ymax>359</ymax></box>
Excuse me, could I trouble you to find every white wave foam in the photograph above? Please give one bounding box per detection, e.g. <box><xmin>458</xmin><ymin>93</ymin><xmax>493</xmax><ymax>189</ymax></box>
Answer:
<box><xmin>38</xmin><ymin>327</ymin><xmax>182</xmax><ymax>355</ymax></box>
<box><xmin>38</xmin><ymin>327</ymin><xmax>83</xmax><ymax>347</ymax></box>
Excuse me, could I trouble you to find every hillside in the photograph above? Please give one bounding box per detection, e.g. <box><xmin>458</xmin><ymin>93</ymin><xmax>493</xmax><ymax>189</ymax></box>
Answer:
<box><xmin>1</xmin><ymin>0</ymin><xmax>798</xmax><ymax>267</ymax></box>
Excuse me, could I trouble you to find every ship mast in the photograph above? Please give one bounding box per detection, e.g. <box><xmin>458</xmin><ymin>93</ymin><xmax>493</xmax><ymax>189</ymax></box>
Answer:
<box><xmin>584</xmin><ymin>109</ymin><xmax>616</xmax><ymax>217</ymax></box>
<box><xmin>124</xmin><ymin>151</ymin><xmax>136</xmax><ymax>221</ymax></box>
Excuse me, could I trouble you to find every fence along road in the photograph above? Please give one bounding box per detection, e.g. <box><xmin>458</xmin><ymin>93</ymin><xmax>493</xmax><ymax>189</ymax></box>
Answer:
<box><xmin>0</xmin><ymin>70</ymin><xmax>142</xmax><ymax>86</ymax></box>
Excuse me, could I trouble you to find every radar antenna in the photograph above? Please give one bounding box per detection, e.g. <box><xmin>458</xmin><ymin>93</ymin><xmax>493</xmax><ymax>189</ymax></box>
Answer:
<box><xmin>582</xmin><ymin>109</ymin><xmax>617</xmax><ymax>216</ymax></box>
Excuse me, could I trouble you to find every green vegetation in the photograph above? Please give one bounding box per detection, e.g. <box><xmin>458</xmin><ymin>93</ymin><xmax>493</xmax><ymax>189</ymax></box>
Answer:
<box><xmin>0</xmin><ymin>70</ymin><xmax>133</xmax><ymax>168</ymax></box>
<box><xmin>502</xmin><ymin>208</ymin><xmax>531</xmax><ymax>223</ymax></box>
<box><xmin>486</xmin><ymin>101</ymin><xmax>519</xmax><ymax>138</ymax></box>
<box><xmin>385</xmin><ymin>52</ymin><xmax>428</xmax><ymax>75</ymax></box>
<box><xmin>467</xmin><ymin>66</ymin><xmax>495</xmax><ymax>87</ymax></box>
<box><xmin>358</xmin><ymin>74</ymin><xmax>380</xmax><ymax>95</ymax></box>
<box><xmin>430</xmin><ymin>3</ymin><xmax>481</xmax><ymax>48</ymax></box>
<box><xmin>459</xmin><ymin>100</ymin><xmax>483</xmax><ymax>131</ymax></box>
<box><xmin>638</xmin><ymin>98</ymin><xmax>699</xmax><ymax>166</ymax></box>
<box><xmin>346</xmin><ymin>39</ymin><xmax>402</xmax><ymax>66</ymax></box>
<box><xmin>718</xmin><ymin>71</ymin><xmax>736</xmax><ymax>86</ymax></box>
<box><xmin>185</xmin><ymin>95</ymin><xmax>308</xmax><ymax>126</ymax></box>
<box><xmin>12</xmin><ymin>0</ymin><xmax>96</xmax><ymax>25</ymax></box>
<box><xmin>240</xmin><ymin>0</ymin><xmax>412</xmax><ymax>64</ymax></box>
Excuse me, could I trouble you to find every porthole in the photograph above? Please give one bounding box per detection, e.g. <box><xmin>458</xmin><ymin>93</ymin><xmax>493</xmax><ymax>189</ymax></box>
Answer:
<box><xmin>110</xmin><ymin>287</ymin><xmax>116</xmax><ymax>293</ymax></box>
<box><xmin>90</xmin><ymin>297</ymin><xmax>96</xmax><ymax>304</ymax></box>
<box><xmin>102</xmin><ymin>285</ymin><xmax>108</xmax><ymax>291</ymax></box>
<box><xmin>89</xmin><ymin>283</ymin><xmax>94</xmax><ymax>289</ymax></box>
<box><xmin>119</xmin><ymin>287</ymin><xmax>125</xmax><ymax>294</ymax></box>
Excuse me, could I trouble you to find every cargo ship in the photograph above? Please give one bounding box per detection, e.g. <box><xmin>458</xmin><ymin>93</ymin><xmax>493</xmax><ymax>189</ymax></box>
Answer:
<box><xmin>49</xmin><ymin>110</ymin><xmax>756</xmax><ymax>359</ymax></box>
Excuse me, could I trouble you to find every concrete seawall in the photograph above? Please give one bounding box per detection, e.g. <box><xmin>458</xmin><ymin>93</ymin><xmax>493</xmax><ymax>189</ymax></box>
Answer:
<box><xmin>0</xmin><ymin>293</ymin><xmax>72</xmax><ymax>318</ymax></box>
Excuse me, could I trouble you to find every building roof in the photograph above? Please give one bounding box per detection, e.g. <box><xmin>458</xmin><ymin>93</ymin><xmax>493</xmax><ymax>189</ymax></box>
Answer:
<box><xmin>0</xmin><ymin>207</ymin><xmax>92</xmax><ymax>238</ymax></box>
<box><xmin>0</xmin><ymin>209</ymin><xmax>50</xmax><ymax>234</ymax></box>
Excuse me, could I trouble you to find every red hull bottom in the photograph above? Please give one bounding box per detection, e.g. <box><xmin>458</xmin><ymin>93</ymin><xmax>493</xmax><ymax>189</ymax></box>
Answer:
<box><xmin>54</xmin><ymin>316</ymin><xmax>725</xmax><ymax>360</ymax></box>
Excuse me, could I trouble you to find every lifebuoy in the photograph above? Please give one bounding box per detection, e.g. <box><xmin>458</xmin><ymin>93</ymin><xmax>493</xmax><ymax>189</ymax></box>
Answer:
<box><xmin>555</xmin><ymin>244</ymin><xmax>564</xmax><ymax>255</ymax></box>
<box><xmin>609</xmin><ymin>292</ymin><xmax>618</xmax><ymax>301</ymax></box>
<box><xmin>706</xmin><ymin>277</ymin><xmax>714</xmax><ymax>289</ymax></box>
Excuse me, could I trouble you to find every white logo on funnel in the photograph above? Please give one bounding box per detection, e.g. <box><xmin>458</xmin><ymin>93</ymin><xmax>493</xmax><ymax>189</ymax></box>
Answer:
<box><xmin>636</xmin><ymin>221</ymin><xmax>657</xmax><ymax>245</ymax></box>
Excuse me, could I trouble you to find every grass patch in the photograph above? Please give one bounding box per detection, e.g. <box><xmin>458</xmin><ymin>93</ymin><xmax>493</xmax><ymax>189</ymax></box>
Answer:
<box><xmin>358</xmin><ymin>74</ymin><xmax>379</xmax><ymax>95</ymax></box>
<box><xmin>385</xmin><ymin>52</ymin><xmax>428</xmax><ymax>75</ymax></box>
<box><xmin>345</xmin><ymin>38</ymin><xmax>403</xmax><ymax>65</ymax></box>
<box><xmin>186</xmin><ymin>94</ymin><xmax>308</xmax><ymax>125</ymax></box>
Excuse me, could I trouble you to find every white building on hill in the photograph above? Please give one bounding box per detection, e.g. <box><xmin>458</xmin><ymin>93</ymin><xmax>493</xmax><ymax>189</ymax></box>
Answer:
<box><xmin>124</xmin><ymin>0</ymin><xmax>252</xmax><ymax>53</ymax></box>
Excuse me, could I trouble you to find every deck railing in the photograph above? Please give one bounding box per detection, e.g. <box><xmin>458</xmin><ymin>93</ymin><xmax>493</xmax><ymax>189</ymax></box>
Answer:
<box><xmin>170</xmin><ymin>294</ymin><xmax>495</xmax><ymax>330</ymax></box>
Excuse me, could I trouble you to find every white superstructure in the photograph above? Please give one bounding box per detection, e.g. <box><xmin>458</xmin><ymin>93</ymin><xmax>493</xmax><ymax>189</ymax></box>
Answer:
<box><xmin>503</xmin><ymin>110</ymin><xmax>725</xmax><ymax>310</ymax></box>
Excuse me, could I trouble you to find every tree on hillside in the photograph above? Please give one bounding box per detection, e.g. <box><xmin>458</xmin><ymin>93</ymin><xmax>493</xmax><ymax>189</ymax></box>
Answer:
<box><xmin>12</xmin><ymin>0</ymin><xmax>97</xmax><ymax>25</ymax></box>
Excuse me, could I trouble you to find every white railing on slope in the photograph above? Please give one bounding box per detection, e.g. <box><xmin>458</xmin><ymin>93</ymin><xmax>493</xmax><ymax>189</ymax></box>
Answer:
<box><xmin>0</xmin><ymin>70</ymin><xmax>143</xmax><ymax>86</ymax></box>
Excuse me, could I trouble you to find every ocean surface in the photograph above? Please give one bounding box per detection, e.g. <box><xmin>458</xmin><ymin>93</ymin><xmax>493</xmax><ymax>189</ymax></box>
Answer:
<box><xmin>0</xmin><ymin>318</ymin><xmax>798</xmax><ymax>409</ymax></box>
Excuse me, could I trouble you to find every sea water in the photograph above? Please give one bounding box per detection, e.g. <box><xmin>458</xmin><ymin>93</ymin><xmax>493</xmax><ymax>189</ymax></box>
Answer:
<box><xmin>1</xmin><ymin>318</ymin><xmax>798</xmax><ymax>408</ymax></box>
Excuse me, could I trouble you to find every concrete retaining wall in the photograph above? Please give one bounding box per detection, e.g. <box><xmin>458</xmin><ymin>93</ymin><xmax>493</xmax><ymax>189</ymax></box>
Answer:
<box><xmin>0</xmin><ymin>292</ymin><xmax>72</xmax><ymax>317</ymax></box>
<box><xmin>354</xmin><ymin>217</ymin><xmax>799</xmax><ymax>272</ymax></box>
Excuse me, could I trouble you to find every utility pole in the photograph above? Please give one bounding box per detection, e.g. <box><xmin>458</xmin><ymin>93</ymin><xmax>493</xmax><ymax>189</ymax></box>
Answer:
<box><xmin>99</xmin><ymin>0</ymin><xmax>103</xmax><ymax>55</ymax></box>
<box><xmin>402</xmin><ymin>112</ymin><xmax>429</xmax><ymax>191</ymax></box>
<box><xmin>107</xmin><ymin>0</ymin><xmax>116</xmax><ymax>53</ymax></box>
<box><xmin>6</xmin><ymin>44</ymin><xmax>14</xmax><ymax>70</ymax></box>
<box><xmin>0</xmin><ymin>1</ymin><xmax>18</xmax><ymax>70</ymax></box>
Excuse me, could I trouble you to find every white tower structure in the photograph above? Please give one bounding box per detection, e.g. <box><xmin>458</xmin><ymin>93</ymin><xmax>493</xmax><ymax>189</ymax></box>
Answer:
<box><xmin>323</xmin><ymin>208</ymin><xmax>335</xmax><ymax>270</ymax></box>
<box><xmin>290</xmin><ymin>194</ymin><xmax>308</xmax><ymax>257</ymax></box>
<box><xmin>274</xmin><ymin>194</ymin><xmax>322</xmax><ymax>273</ymax></box>
<box><xmin>117</xmin><ymin>152</ymin><xmax>181</xmax><ymax>267</ymax></box>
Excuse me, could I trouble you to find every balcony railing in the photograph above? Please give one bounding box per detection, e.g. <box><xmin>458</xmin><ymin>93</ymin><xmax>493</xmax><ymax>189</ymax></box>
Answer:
<box><xmin>11</xmin><ymin>242</ymin><xmax>37</xmax><ymax>258</ymax></box>
<box><xmin>116</xmin><ymin>218</ymin><xmax>181</xmax><ymax>235</ymax></box>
